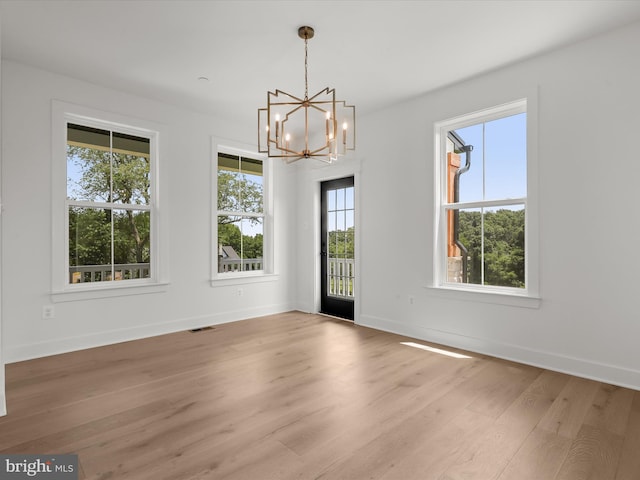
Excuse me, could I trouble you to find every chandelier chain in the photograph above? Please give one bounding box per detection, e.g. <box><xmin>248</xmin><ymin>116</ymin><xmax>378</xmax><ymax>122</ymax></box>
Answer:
<box><xmin>304</xmin><ymin>34</ymin><xmax>309</xmax><ymax>100</ymax></box>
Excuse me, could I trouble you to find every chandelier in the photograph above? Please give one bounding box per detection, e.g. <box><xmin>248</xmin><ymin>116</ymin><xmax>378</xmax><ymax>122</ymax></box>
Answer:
<box><xmin>258</xmin><ymin>26</ymin><xmax>355</xmax><ymax>164</ymax></box>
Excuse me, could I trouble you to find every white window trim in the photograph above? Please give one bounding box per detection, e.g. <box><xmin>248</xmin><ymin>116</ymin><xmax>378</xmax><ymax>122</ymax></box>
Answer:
<box><xmin>210</xmin><ymin>143</ymin><xmax>276</xmax><ymax>286</ymax></box>
<box><xmin>430</xmin><ymin>97</ymin><xmax>540</xmax><ymax>308</ymax></box>
<box><xmin>51</xmin><ymin>100</ymin><xmax>168</xmax><ymax>302</ymax></box>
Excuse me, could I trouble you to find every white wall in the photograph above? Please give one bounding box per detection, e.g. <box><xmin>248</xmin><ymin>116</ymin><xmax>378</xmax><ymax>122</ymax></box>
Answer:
<box><xmin>1</xmin><ymin>61</ymin><xmax>297</xmax><ymax>363</ymax></box>
<box><xmin>297</xmin><ymin>21</ymin><xmax>640</xmax><ymax>389</ymax></box>
<box><xmin>0</xmin><ymin>19</ymin><xmax>6</xmax><ymax>416</ymax></box>
<box><xmin>3</xmin><ymin>18</ymin><xmax>639</xmax><ymax>396</ymax></box>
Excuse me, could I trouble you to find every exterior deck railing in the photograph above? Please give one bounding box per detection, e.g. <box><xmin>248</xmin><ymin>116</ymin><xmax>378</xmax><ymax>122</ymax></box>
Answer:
<box><xmin>69</xmin><ymin>263</ymin><xmax>150</xmax><ymax>283</ymax></box>
<box><xmin>328</xmin><ymin>257</ymin><xmax>355</xmax><ymax>298</ymax></box>
<box><xmin>218</xmin><ymin>258</ymin><xmax>263</xmax><ymax>273</ymax></box>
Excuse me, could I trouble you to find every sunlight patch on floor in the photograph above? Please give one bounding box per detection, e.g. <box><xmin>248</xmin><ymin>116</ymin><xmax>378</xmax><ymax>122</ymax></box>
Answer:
<box><xmin>400</xmin><ymin>342</ymin><xmax>472</xmax><ymax>359</ymax></box>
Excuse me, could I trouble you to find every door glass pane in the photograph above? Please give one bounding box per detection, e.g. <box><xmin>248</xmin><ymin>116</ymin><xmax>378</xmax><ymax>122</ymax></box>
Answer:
<box><xmin>328</xmin><ymin>211</ymin><xmax>336</xmax><ymax>232</ymax></box>
<box><xmin>346</xmin><ymin>209</ymin><xmax>354</xmax><ymax>230</ymax></box>
<box><xmin>328</xmin><ymin>190</ymin><xmax>336</xmax><ymax>211</ymax></box>
<box><xmin>345</xmin><ymin>186</ymin><xmax>354</xmax><ymax>209</ymax></box>
<box><xmin>336</xmin><ymin>210</ymin><xmax>345</xmax><ymax>231</ymax></box>
<box><xmin>336</xmin><ymin>188</ymin><xmax>345</xmax><ymax>210</ymax></box>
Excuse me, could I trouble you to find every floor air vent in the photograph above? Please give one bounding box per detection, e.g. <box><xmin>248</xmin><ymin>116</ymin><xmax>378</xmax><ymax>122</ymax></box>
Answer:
<box><xmin>189</xmin><ymin>326</ymin><xmax>215</xmax><ymax>332</ymax></box>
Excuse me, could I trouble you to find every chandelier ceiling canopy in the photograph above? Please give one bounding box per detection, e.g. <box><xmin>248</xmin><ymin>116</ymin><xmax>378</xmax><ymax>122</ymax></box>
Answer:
<box><xmin>258</xmin><ymin>26</ymin><xmax>356</xmax><ymax>164</ymax></box>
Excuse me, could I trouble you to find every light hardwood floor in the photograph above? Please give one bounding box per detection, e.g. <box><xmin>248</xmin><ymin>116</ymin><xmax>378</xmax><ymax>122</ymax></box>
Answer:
<box><xmin>1</xmin><ymin>311</ymin><xmax>639</xmax><ymax>479</ymax></box>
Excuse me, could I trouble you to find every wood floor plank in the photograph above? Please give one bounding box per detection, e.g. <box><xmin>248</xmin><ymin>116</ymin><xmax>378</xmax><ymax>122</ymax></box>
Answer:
<box><xmin>555</xmin><ymin>424</ymin><xmax>624</xmax><ymax>480</ymax></box>
<box><xmin>465</xmin><ymin>360</ymin><xmax>543</xmax><ymax>419</ymax></box>
<box><xmin>538</xmin><ymin>376</ymin><xmax>601</xmax><ymax>439</ymax></box>
<box><xmin>377</xmin><ymin>408</ymin><xmax>496</xmax><ymax>480</ymax></box>
<box><xmin>496</xmin><ymin>427</ymin><xmax>572</xmax><ymax>480</ymax></box>
<box><xmin>0</xmin><ymin>312</ymin><xmax>638</xmax><ymax>480</ymax></box>
<box><xmin>583</xmin><ymin>383</ymin><xmax>634</xmax><ymax>436</ymax></box>
<box><xmin>439</xmin><ymin>369</ymin><xmax>571</xmax><ymax>480</ymax></box>
<box><xmin>308</xmin><ymin>365</ymin><xmax>497</xmax><ymax>480</ymax></box>
<box><xmin>498</xmin><ymin>371</ymin><xmax>571</xmax><ymax>480</ymax></box>
<box><xmin>614</xmin><ymin>392</ymin><xmax>640</xmax><ymax>480</ymax></box>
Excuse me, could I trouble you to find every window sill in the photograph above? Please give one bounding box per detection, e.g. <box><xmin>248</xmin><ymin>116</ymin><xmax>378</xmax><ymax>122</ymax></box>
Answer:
<box><xmin>424</xmin><ymin>284</ymin><xmax>541</xmax><ymax>309</ymax></box>
<box><xmin>52</xmin><ymin>281</ymin><xmax>169</xmax><ymax>303</ymax></box>
<box><xmin>210</xmin><ymin>273</ymin><xmax>279</xmax><ymax>287</ymax></box>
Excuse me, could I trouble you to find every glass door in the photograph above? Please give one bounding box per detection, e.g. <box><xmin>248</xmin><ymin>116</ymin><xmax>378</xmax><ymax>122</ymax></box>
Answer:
<box><xmin>320</xmin><ymin>177</ymin><xmax>355</xmax><ymax>320</ymax></box>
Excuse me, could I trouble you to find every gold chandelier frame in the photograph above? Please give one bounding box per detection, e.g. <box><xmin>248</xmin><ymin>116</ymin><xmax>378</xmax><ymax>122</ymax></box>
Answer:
<box><xmin>258</xmin><ymin>26</ymin><xmax>356</xmax><ymax>164</ymax></box>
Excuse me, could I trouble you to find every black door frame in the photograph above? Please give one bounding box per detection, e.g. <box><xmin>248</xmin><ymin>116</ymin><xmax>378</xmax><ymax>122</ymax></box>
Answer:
<box><xmin>320</xmin><ymin>176</ymin><xmax>355</xmax><ymax>321</ymax></box>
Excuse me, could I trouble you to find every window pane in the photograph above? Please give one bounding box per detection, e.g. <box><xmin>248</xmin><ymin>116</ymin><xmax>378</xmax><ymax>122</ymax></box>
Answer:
<box><xmin>112</xmin><ymin>132</ymin><xmax>151</xmax><ymax>205</ymax></box>
<box><xmin>113</xmin><ymin>209</ymin><xmax>151</xmax><ymax>280</ymax></box>
<box><xmin>439</xmin><ymin>101</ymin><xmax>527</xmax><ymax>292</ymax></box>
<box><xmin>218</xmin><ymin>215</ymin><xmax>242</xmax><ymax>272</ymax></box>
<box><xmin>450</xmin><ymin>124</ymin><xmax>483</xmax><ymax>203</ymax></box>
<box><xmin>65</xmin><ymin>119</ymin><xmax>156</xmax><ymax>287</ymax></box>
<box><xmin>217</xmin><ymin>152</ymin><xmax>266</xmax><ymax>275</ymax></box>
<box><xmin>68</xmin><ymin>206</ymin><xmax>112</xmax><ymax>283</ymax></box>
<box><xmin>217</xmin><ymin>215</ymin><xmax>264</xmax><ymax>272</ymax></box>
<box><xmin>483</xmin><ymin>206</ymin><xmax>525</xmax><ymax>288</ymax></box>
<box><xmin>218</xmin><ymin>154</ymin><xmax>242</xmax><ymax>212</ymax></box>
<box><xmin>240</xmin><ymin>157</ymin><xmax>263</xmax><ymax>214</ymax></box>
<box><xmin>447</xmin><ymin>207</ymin><xmax>481</xmax><ymax>285</ymax></box>
<box><xmin>240</xmin><ymin>217</ymin><xmax>263</xmax><ymax>271</ymax></box>
<box><xmin>67</xmin><ymin>124</ymin><xmax>111</xmax><ymax>202</ymax></box>
<box><xmin>448</xmin><ymin>206</ymin><xmax>525</xmax><ymax>287</ymax></box>
<box><xmin>485</xmin><ymin>113</ymin><xmax>526</xmax><ymax>201</ymax></box>
<box><xmin>112</xmin><ymin>131</ymin><xmax>150</xmax><ymax>157</ymax></box>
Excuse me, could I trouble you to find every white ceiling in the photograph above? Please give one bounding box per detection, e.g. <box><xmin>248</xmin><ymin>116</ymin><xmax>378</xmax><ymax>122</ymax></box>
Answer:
<box><xmin>2</xmin><ymin>0</ymin><xmax>640</xmax><ymax>126</ymax></box>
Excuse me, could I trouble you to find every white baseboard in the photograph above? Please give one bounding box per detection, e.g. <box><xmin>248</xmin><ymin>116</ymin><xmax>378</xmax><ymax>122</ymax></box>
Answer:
<box><xmin>359</xmin><ymin>314</ymin><xmax>640</xmax><ymax>391</ymax></box>
<box><xmin>0</xmin><ymin>394</ymin><xmax>6</xmax><ymax>417</ymax></box>
<box><xmin>5</xmin><ymin>303</ymin><xmax>295</xmax><ymax>364</ymax></box>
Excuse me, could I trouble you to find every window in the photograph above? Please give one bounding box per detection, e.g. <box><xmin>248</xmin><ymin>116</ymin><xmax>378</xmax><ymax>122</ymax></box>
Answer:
<box><xmin>435</xmin><ymin>99</ymin><xmax>535</xmax><ymax>297</ymax></box>
<box><xmin>52</xmin><ymin>101</ymin><xmax>165</xmax><ymax>299</ymax></box>
<box><xmin>216</xmin><ymin>151</ymin><xmax>267</xmax><ymax>275</ymax></box>
<box><xmin>65</xmin><ymin>120</ymin><xmax>156</xmax><ymax>286</ymax></box>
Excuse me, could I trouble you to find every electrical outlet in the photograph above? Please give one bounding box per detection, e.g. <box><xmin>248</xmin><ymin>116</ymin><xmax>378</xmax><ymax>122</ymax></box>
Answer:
<box><xmin>42</xmin><ymin>305</ymin><xmax>55</xmax><ymax>319</ymax></box>
<box><xmin>237</xmin><ymin>288</ymin><xmax>244</xmax><ymax>297</ymax></box>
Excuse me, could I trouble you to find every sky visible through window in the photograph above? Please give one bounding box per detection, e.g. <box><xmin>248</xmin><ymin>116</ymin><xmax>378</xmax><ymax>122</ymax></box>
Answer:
<box><xmin>454</xmin><ymin>112</ymin><xmax>526</xmax><ymax>205</ymax></box>
<box><xmin>241</xmin><ymin>170</ymin><xmax>263</xmax><ymax>237</ymax></box>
